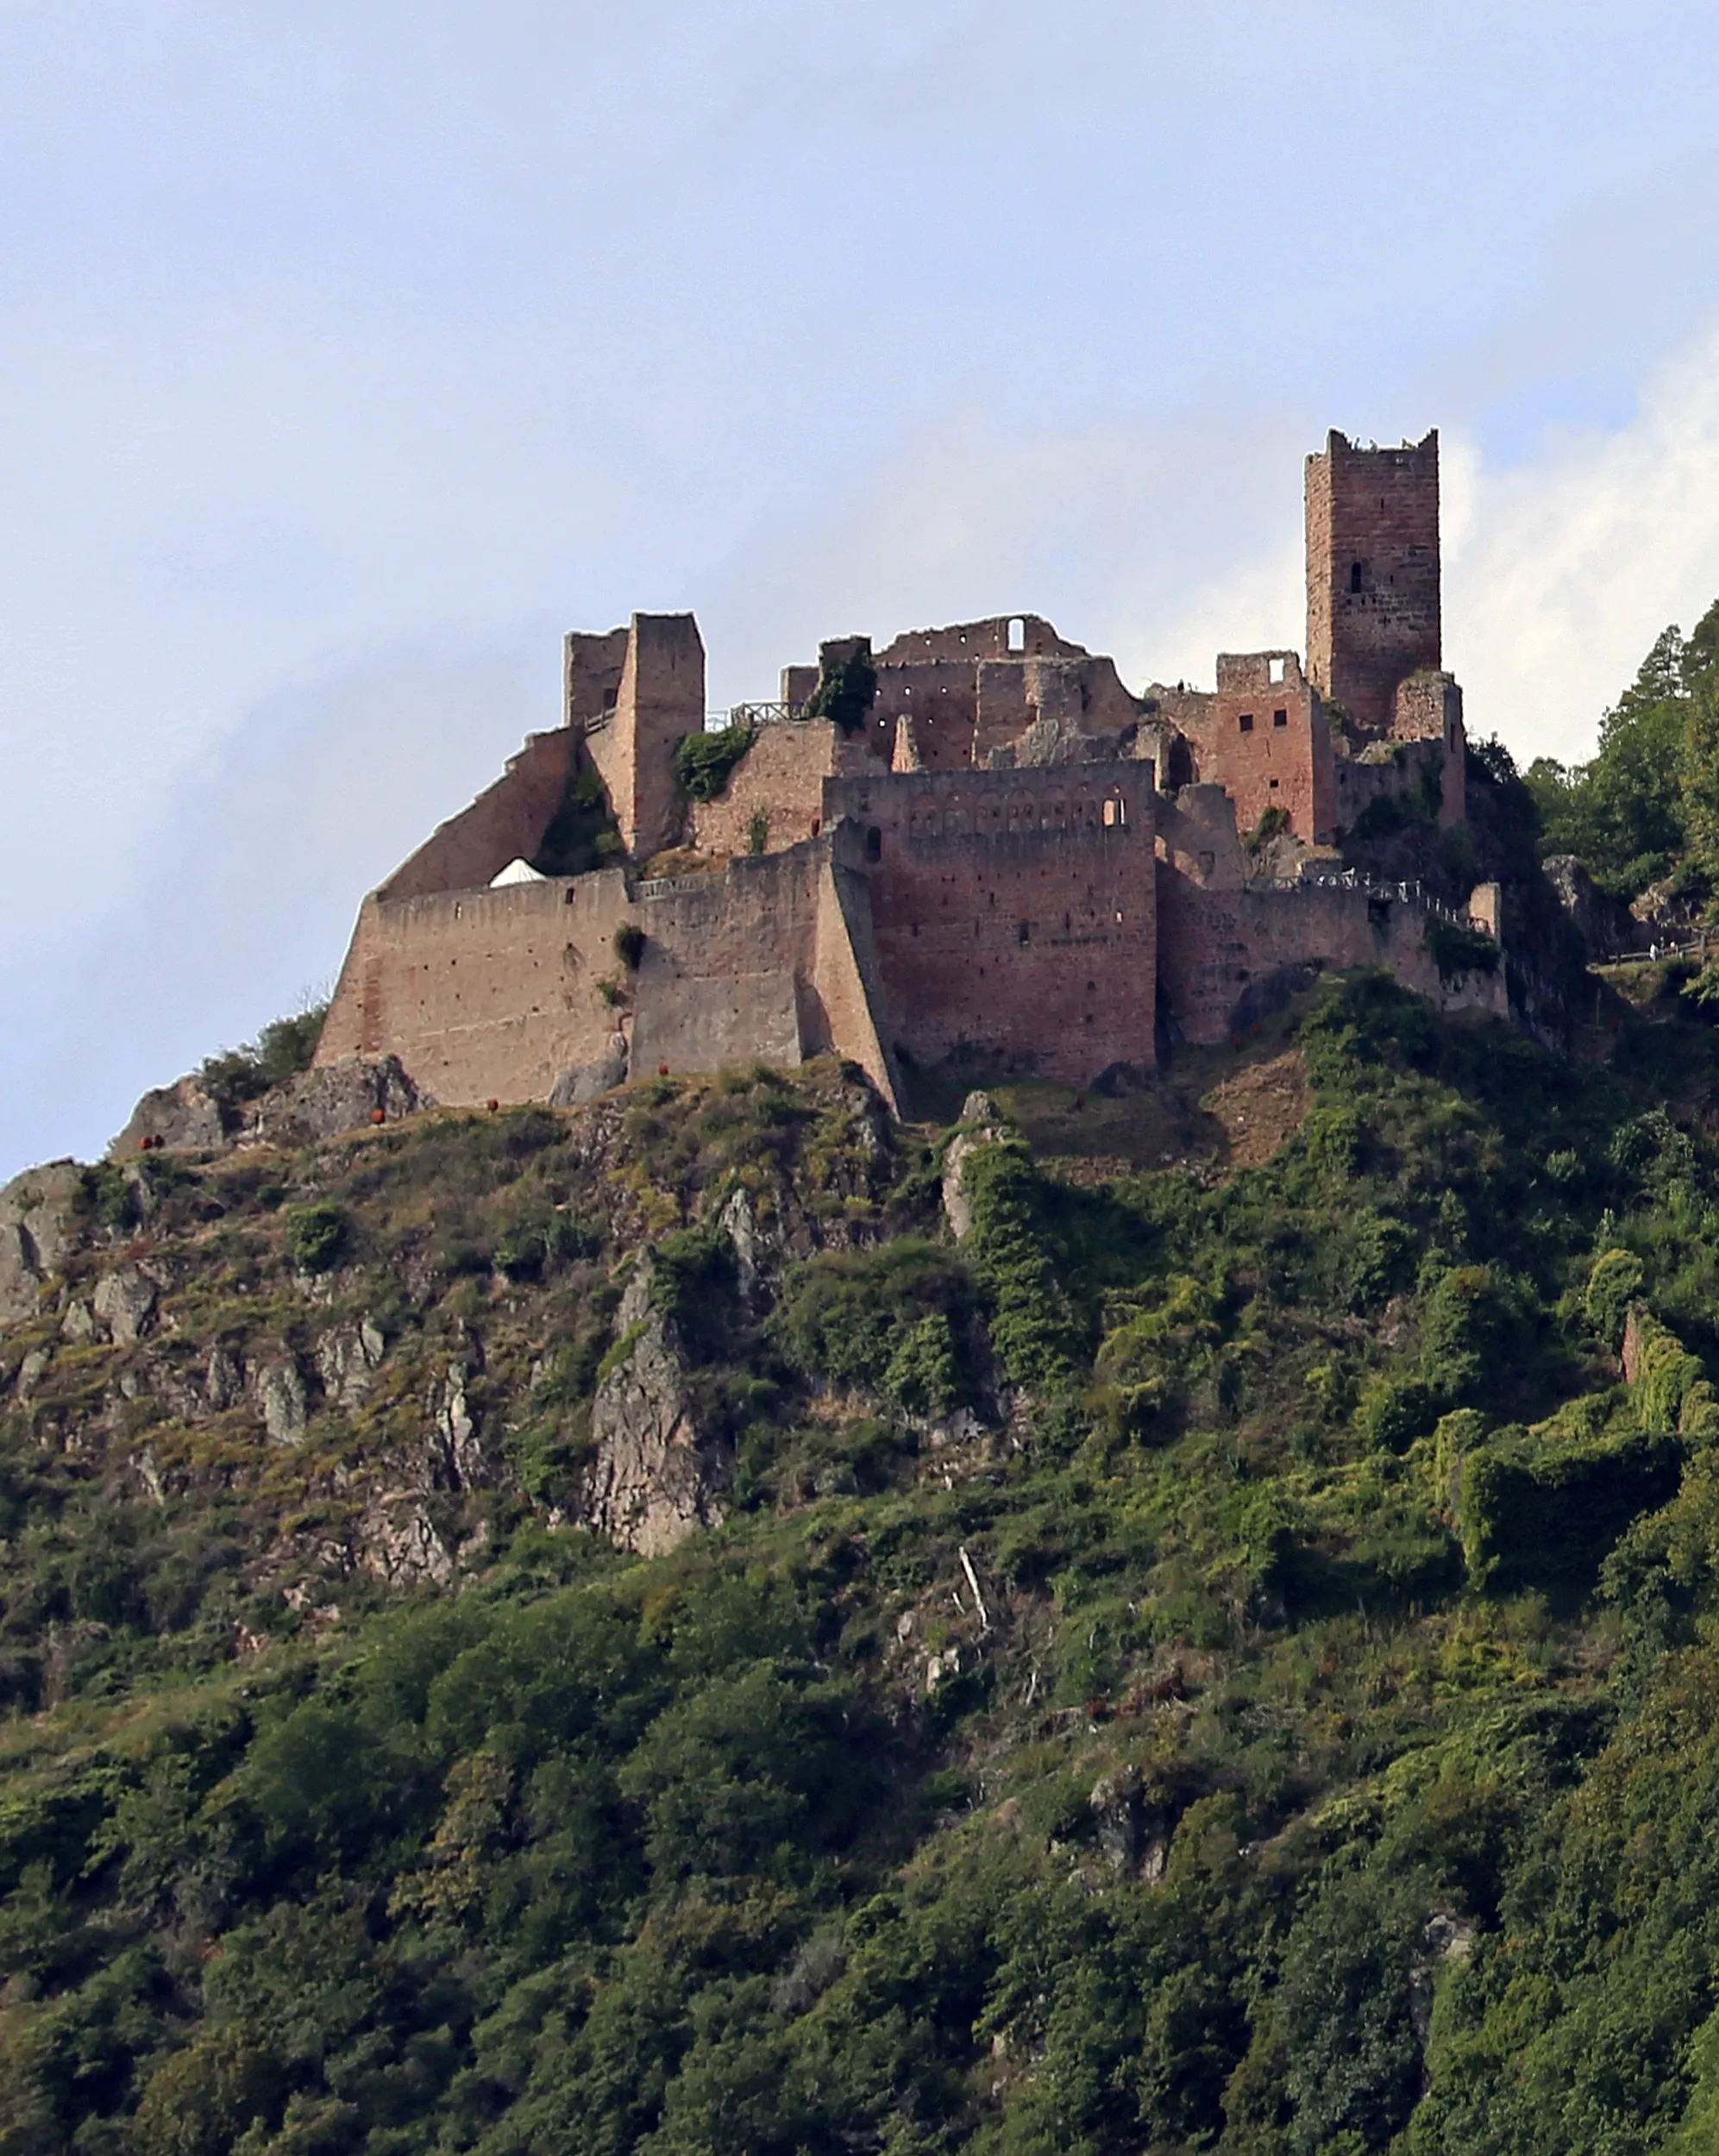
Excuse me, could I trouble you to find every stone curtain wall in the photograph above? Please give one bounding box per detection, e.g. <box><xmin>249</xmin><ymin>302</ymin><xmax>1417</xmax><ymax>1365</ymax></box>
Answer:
<box><xmin>377</xmin><ymin>730</ymin><xmax>580</xmax><ymax>902</ymax></box>
<box><xmin>320</xmin><ymin>836</ymin><xmax>903</xmax><ymax>1111</ymax></box>
<box><xmin>1156</xmin><ymin>868</ymin><xmax>1505</xmax><ymax>1045</ymax></box>
<box><xmin>1306</xmin><ymin>429</ymin><xmax>1441</xmax><ymax>731</ymax></box>
<box><xmin>688</xmin><ymin>724</ymin><xmax>885</xmax><ymax>859</ymax></box>
<box><xmin>825</xmin><ymin>764</ymin><xmax>1158</xmax><ymax>1087</ymax></box>
<box><xmin>320</xmin><ymin>869</ymin><xmax>637</xmax><ymax>1103</ymax></box>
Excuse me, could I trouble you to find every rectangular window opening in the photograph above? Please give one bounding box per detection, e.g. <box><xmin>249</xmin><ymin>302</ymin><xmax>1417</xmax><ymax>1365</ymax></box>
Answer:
<box><xmin>1238</xmin><ymin>712</ymin><xmax>1254</xmax><ymax>734</ymax></box>
<box><xmin>1007</xmin><ymin>616</ymin><xmax>1026</xmax><ymax>653</ymax></box>
<box><xmin>1273</xmin><ymin>709</ymin><xmax>1288</xmax><ymax>728</ymax></box>
<box><xmin>1018</xmin><ymin>921</ymin><xmax>1031</xmax><ymax>944</ymax></box>
<box><xmin>1268</xmin><ymin>656</ymin><xmax>1286</xmax><ymax>685</ymax></box>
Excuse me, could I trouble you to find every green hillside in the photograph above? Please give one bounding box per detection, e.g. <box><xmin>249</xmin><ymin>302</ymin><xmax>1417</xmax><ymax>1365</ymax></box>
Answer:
<box><xmin>9</xmin><ymin>972</ymin><xmax>1719</xmax><ymax>2153</ymax></box>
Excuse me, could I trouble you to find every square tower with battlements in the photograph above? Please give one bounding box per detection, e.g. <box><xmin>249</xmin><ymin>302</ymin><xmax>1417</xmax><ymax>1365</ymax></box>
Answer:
<box><xmin>1305</xmin><ymin>429</ymin><xmax>1440</xmax><ymax>733</ymax></box>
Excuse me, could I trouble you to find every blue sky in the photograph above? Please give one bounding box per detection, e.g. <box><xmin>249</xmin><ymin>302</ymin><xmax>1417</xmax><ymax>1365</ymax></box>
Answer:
<box><xmin>9</xmin><ymin>0</ymin><xmax>1719</xmax><ymax>1174</ymax></box>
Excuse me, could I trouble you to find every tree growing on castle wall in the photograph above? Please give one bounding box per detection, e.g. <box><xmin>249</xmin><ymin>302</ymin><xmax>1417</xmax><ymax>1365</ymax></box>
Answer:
<box><xmin>804</xmin><ymin>644</ymin><xmax>878</xmax><ymax>736</ymax></box>
<box><xmin>674</xmin><ymin>722</ymin><xmax>757</xmax><ymax>802</ymax></box>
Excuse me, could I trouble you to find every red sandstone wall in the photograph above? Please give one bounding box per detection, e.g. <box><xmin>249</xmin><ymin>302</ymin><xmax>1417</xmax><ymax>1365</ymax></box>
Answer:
<box><xmin>825</xmin><ymin>765</ymin><xmax>1158</xmax><ymax>1086</ymax></box>
<box><xmin>873</xmin><ymin>615</ymin><xmax>1087</xmax><ymax>665</ymax></box>
<box><xmin>864</xmin><ymin>661</ymin><xmax>978</xmax><ymax>768</ymax></box>
<box><xmin>1306</xmin><ymin>430</ymin><xmax>1441</xmax><ymax>730</ymax></box>
<box><xmin>319</xmin><ymin>869</ymin><xmax>637</xmax><ymax>1102</ymax></box>
<box><xmin>322</xmin><ymin>831</ymin><xmax>904</xmax><ymax>1112</ymax></box>
<box><xmin>1156</xmin><ymin>867</ymin><xmax>1504</xmax><ymax>1046</ymax></box>
<box><xmin>564</xmin><ymin>626</ymin><xmax>631</xmax><ymax>726</ymax></box>
<box><xmin>586</xmin><ymin>613</ymin><xmax>705</xmax><ymax>860</ymax></box>
<box><xmin>377</xmin><ymin>729</ymin><xmax>579</xmax><ymax>902</ymax></box>
<box><xmin>1155</xmin><ymin>784</ymin><xmax>1247</xmax><ymax>891</ymax></box>
<box><xmin>688</xmin><ymin>723</ymin><xmax>884</xmax><ymax>858</ymax></box>
<box><xmin>1180</xmin><ymin>651</ymin><xmax>1334</xmax><ymax>845</ymax></box>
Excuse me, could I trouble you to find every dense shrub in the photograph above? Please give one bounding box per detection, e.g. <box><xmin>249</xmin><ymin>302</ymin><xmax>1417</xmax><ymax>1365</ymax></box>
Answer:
<box><xmin>674</xmin><ymin>723</ymin><xmax>756</xmax><ymax>801</ymax></box>
<box><xmin>201</xmin><ymin>1003</ymin><xmax>329</xmax><ymax>1107</ymax></box>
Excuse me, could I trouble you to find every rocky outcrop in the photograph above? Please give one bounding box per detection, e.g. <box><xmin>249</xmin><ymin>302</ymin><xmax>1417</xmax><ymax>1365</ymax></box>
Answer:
<box><xmin>254</xmin><ymin>1359</ymin><xmax>310</xmax><ymax>1445</ymax></box>
<box><xmin>0</xmin><ymin>1162</ymin><xmax>83</xmax><ymax>1323</ymax></box>
<box><xmin>91</xmin><ymin>1265</ymin><xmax>157</xmax><ymax>1345</ymax></box>
<box><xmin>111</xmin><ymin>1056</ymin><xmax>430</xmax><ymax>1157</ymax></box>
<box><xmin>317</xmin><ymin>1319</ymin><xmax>386</xmax><ymax>1409</ymax></box>
<box><xmin>248</xmin><ymin>1056</ymin><xmax>430</xmax><ymax>1147</ymax></box>
<box><xmin>112</xmin><ymin>1076</ymin><xmax>231</xmax><ymax>1156</ymax></box>
<box><xmin>549</xmin><ymin>1033</ymin><xmax>630</xmax><ymax>1107</ymax></box>
<box><xmin>581</xmin><ymin>1260</ymin><xmax>723</xmax><ymax>1556</ymax></box>
<box><xmin>1544</xmin><ymin>855</ymin><xmax>1641</xmax><ymax>960</ymax></box>
<box><xmin>941</xmin><ymin>1092</ymin><xmax>1009</xmax><ymax>1242</ymax></box>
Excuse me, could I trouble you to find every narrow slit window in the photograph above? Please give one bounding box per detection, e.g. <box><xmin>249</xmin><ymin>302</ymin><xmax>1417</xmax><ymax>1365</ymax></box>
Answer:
<box><xmin>864</xmin><ymin>825</ymin><xmax>882</xmax><ymax>863</ymax></box>
<box><xmin>1350</xmin><ymin>561</ymin><xmax>1365</xmax><ymax>592</ymax></box>
<box><xmin>1018</xmin><ymin>921</ymin><xmax>1031</xmax><ymax>944</ymax></box>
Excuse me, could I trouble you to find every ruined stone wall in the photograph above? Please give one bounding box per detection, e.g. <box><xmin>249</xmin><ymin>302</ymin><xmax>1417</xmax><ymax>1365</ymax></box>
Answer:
<box><xmin>1173</xmin><ymin>651</ymin><xmax>1335</xmax><ymax>845</ymax></box>
<box><xmin>1331</xmin><ymin>736</ymin><xmax>1451</xmax><ymax>839</ymax></box>
<box><xmin>1391</xmin><ymin>669</ymin><xmax>1466</xmax><ymax>826</ymax></box>
<box><xmin>864</xmin><ymin>662</ymin><xmax>979</xmax><ymax>769</ymax></box>
<box><xmin>319</xmin><ymin>869</ymin><xmax>637</xmax><ymax>1103</ymax></box>
<box><xmin>1306</xmin><ymin>429</ymin><xmax>1440</xmax><ymax>731</ymax></box>
<box><xmin>564</xmin><ymin>626</ymin><xmax>631</xmax><ymax>727</ymax></box>
<box><xmin>873</xmin><ymin>615</ymin><xmax>1086</xmax><ymax>665</ymax></box>
<box><xmin>378</xmin><ymin>729</ymin><xmax>580</xmax><ymax>902</ymax></box>
<box><xmin>322</xmin><ymin>835</ymin><xmax>903</xmax><ymax>1112</ymax></box>
<box><xmin>824</xmin><ymin>764</ymin><xmax>1158</xmax><ymax>1086</ymax></box>
<box><xmin>843</xmin><ymin>648</ymin><xmax>1143</xmax><ymax>774</ymax></box>
<box><xmin>630</xmin><ymin>840</ymin><xmax>901</xmax><ymax>1110</ymax></box>
<box><xmin>1156</xmin><ymin>868</ymin><xmax>1505</xmax><ymax>1046</ymax></box>
<box><xmin>1155</xmin><ymin>784</ymin><xmax>1248</xmax><ymax>892</ymax></box>
<box><xmin>688</xmin><ymin>722</ymin><xmax>885</xmax><ymax>859</ymax></box>
<box><xmin>583</xmin><ymin>613</ymin><xmax>705</xmax><ymax>861</ymax></box>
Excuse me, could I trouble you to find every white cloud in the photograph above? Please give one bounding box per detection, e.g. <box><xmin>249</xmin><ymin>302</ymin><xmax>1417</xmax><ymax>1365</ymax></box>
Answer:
<box><xmin>1445</xmin><ymin>323</ymin><xmax>1719</xmax><ymax>761</ymax></box>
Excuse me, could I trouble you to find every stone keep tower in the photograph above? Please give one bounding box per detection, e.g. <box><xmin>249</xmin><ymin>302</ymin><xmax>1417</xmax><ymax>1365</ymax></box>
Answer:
<box><xmin>567</xmin><ymin>612</ymin><xmax>705</xmax><ymax>861</ymax></box>
<box><xmin>1305</xmin><ymin>429</ymin><xmax>1440</xmax><ymax>732</ymax></box>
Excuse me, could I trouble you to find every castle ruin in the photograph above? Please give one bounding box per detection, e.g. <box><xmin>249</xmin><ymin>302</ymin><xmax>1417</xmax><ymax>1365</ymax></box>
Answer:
<box><xmin>318</xmin><ymin>429</ymin><xmax>1503</xmax><ymax>1113</ymax></box>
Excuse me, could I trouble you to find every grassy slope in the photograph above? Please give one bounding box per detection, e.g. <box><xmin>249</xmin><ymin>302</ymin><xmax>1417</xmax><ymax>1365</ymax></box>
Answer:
<box><xmin>6</xmin><ymin>985</ymin><xmax>1719</xmax><ymax>2153</ymax></box>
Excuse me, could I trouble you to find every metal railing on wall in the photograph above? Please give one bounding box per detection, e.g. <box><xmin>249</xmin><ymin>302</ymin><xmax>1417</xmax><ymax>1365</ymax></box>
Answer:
<box><xmin>721</xmin><ymin>700</ymin><xmax>811</xmax><ymax>729</ymax></box>
<box><xmin>1271</xmin><ymin>863</ymin><xmax>1488</xmax><ymax>931</ymax></box>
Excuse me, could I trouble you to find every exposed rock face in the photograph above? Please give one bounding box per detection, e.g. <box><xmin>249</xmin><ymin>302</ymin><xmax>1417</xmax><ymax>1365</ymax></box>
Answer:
<box><xmin>430</xmin><ymin>1366</ymin><xmax>489</xmax><ymax>1489</ymax></box>
<box><xmin>0</xmin><ymin>1162</ymin><xmax>84</xmax><ymax>1323</ymax></box>
<box><xmin>254</xmin><ymin>1359</ymin><xmax>310</xmax><ymax>1445</ymax></box>
<box><xmin>356</xmin><ymin>1499</ymin><xmax>456</xmax><ymax>1587</ymax></box>
<box><xmin>247</xmin><ymin>1057</ymin><xmax>430</xmax><ymax>1147</ymax></box>
<box><xmin>317</xmin><ymin>1320</ymin><xmax>385</xmax><ymax>1409</ymax></box>
<box><xmin>113</xmin><ymin>1076</ymin><xmax>230</xmax><ymax>1156</ymax></box>
<box><xmin>111</xmin><ymin>1056</ymin><xmax>430</xmax><ymax>1157</ymax></box>
<box><xmin>941</xmin><ymin>1092</ymin><xmax>1008</xmax><ymax>1242</ymax></box>
<box><xmin>581</xmin><ymin>1260</ymin><xmax>723</xmax><ymax>1556</ymax></box>
<box><xmin>1544</xmin><ymin>855</ymin><xmax>1641</xmax><ymax>960</ymax></box>
<box><xmin>549</xmin><ymin>1033</ymin><xmax>630</xmax><ymax>1107</ymax></box>
<box><xmin>92</xmin><ymin>1265</ymin><xmax>157</xmax><ymax>1345</ymax></box>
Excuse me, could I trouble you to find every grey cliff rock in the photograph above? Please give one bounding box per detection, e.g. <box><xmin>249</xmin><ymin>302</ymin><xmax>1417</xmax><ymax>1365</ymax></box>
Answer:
<box><xmin>941</xmin><ymin>1091</ymin><xmax>1008</xmax><ymax>1243</ymax></box>
<box><xmin>581</xmin><ymin>1258</ymin><xmax>723</xmax><ymax>1556</ymax></box>
<box><xmin>0</xmin><ymin>1162</ymin><xmax>83</xmax><ymax>1324</ymax></box>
